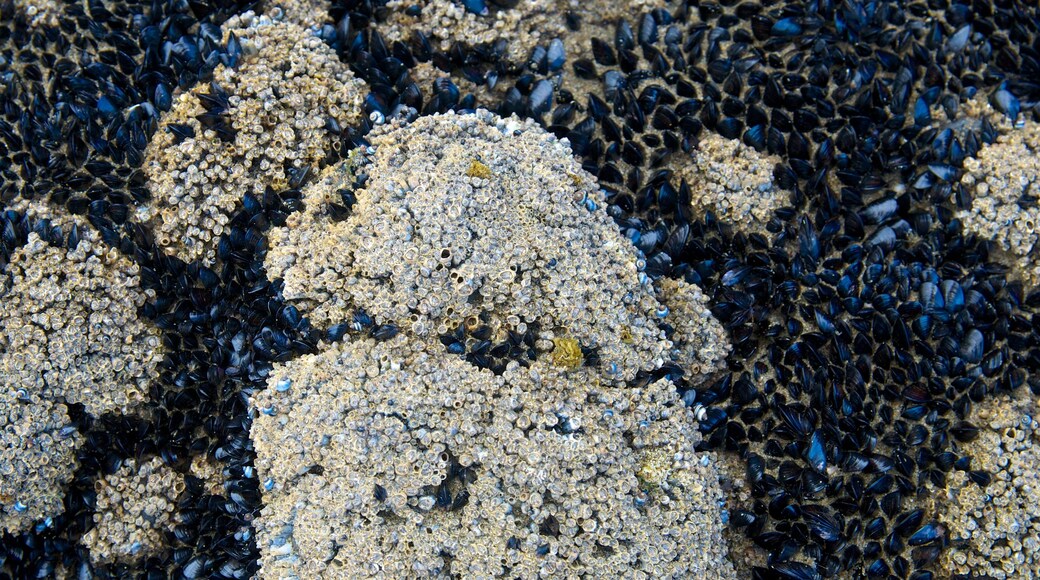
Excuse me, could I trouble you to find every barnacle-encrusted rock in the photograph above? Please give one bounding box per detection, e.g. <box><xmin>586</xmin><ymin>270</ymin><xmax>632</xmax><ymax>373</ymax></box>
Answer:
<box><xmin>958</xmin><ymin>119</ymin><xmax>1040</xmax><ymax>288</ymax></box>
<box><xmin>0</xmin><ymin>207</ymin><xmax>161</xmax><ymax>534</ymax></box>
<box><xmin>82</xmin><ymin>457</ymin><xmax>185</xmax><ymax>565</ymax></box>
<box><xmin>0</xmin><ymin>389</ymin><xmax>80</xmax><ymax>535</ymax></box>
<box><xmin>939</xmin><ymin>386</ymin><xmax>1040</xmax><ymax>579</ymax></box>
<box><xmin>268</xmin><ymin>110</ymin><xmax>715</xmax><ymax>382</ymax></box>
<box><xmin>655</xmin><ymin>277</ymin><xmax>730</xmax><ymax>382</ymax></box>
<box><xmin>0</xmin><ymin>209</ymin><xmax>162</xmax><ymax>418</ymax></box>
<box><xmin>189</xmin><ymin>454</ymin><xmax>227</xmax><ymax>497</ymax></box>
<box><xmin>378</xmin><ymin>0</ymin><xmax>669</xmax><ymax>64</ymax></box>
<box><xmin>251</xmin><ymin>338</ymin><xmax>735</xmax><ymax>579</ymax></box>
<box><xmin>675</xmin><ymin>133</ymin><xmax>787</xmax><ymax>235</ymax></box>
<box><xmin>140</xmin><ymin>13</ymin><xmax>367</xmax><ymax>263</ymax></box>
<box><xmin>268</xmin><ymin>0</ymin><xmax>329</xmax><ymax>29</ymax></box>
<box><xmin>255</xmin><ymin>111</ymin><xmax>734</xmax><ymax>577</ymax></box>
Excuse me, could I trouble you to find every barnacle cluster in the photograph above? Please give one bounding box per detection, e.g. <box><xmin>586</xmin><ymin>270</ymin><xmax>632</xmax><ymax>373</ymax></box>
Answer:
<box><xmin>81</xmin><ymin>457</ymin><xmax>185</xmax><ymax>565</ymax></box>
<box><xmin>0</xmin><ymin>207</ymin><xmax>163</xmax><ymax>418</ymax></box>
<box><xmin>270</xmin><ymin>0</ymin><xmax>330</xmax><ymax>29</ymax></box>
<box><xmin>0</xmin><ymin>205</ymin><xmax>161</xmax><ymax>535</ymax></box>
<box><xmin>252</xmin><ymin>111</ymin><xmax>735</xmax><ymax>577</ymax></box>
<box><xmin>677</xmin><ymin>133</ymin><xmax>786</xmax><ymax>236</ymax></box>
<box><xmin>959</xmin><ymin>118</ymin><xmax>1040</xmax><ymax>288</ymax></box>
<box><xmin>0</xmin><ymin>389</ymin><xmax>79</xmax><ymax>535</ymax></box>
<box><xmin>252</xmin><ymin>338</ymin><xmax>735</xmax><ymax>578</ymax></box>
<box><xmin>141</xmin><ymin>12</ymin><xmax>366</xmax><ymax>263</ymax></box>
<box><xmin>267</xmin><ymin>110</ymin><xmax>716</xmax><ymax>382</ymax></box>
<box><xmin>655</xmin><ymin>277</ymin><xmax>729</xmax><ymax>381</ymax></box>
<box><xmin>939</xmin><ymin>386</ymin><xmax>1040</xmax><ymax>579</ymax></box>
<box><xmin>189</xmin><ymin>454</ymin><xmax>229</xmax><ymax>497</ymax></box>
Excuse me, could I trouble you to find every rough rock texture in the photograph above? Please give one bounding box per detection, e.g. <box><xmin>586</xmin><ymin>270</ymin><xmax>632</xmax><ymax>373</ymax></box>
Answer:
<box><xmin>82</xmin><ymin>457</ymin><xmax>185</xmax><ymax>565</ymax></box>
<box><xmin>139</xmin><ymin>12</ymin><xmax>366</xmax><ymax>263</ymax></box>
<box><xmin>269</xmin><ymin>0</ymin><xmax>330</xmax><ymax>29</ymax></box>
<box><xmin>0</xmin><ymin>389</ymin><xmax>79</xmax><ymax>535</ymax></box>
<box><xmin>252</xmin><ymin>338</ymin><xmax>734</xmax><ymax>579</ymax></box>
<box><xmin>189</xmin><ymin>454</ymin><xmax>228</xmax><ymax>497</ymax></box>
<box><xmin>0</xmin><ymin>206</ymin><xmax>162</xmax><ymax>534</ymax></box>
<box><xmin>940</xmin><ymin>387</ymin><xmax>1040</xmax><ymax>579</ymax></box>
<box><xmin>0</xmin><ymin>209</ymin><xmax>162</xmax><ymax>418</ymax></box>
<box><xmin>675</xmin><ymin>133</ymin><xmax>786</xmax><ymax>235</ymax></box>
<box><xmin>267</xmin><ymin>110</ymin><xmax>713</xmax><ymax>382</ymax></box>
<box><xmin>655</xmin><ymin>277</ymin><xmax>730</xmax><ymax>383</ymax></box>
<box><xmin>254</xmin><ymin>111</ymin><xmax>734</xmax><ymax>578</ymax></box>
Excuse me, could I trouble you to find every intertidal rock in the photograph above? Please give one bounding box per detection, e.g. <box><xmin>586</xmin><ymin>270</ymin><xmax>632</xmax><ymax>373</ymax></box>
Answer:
<box><xmin>0</xmin><ymin>206</ymin><xmax>162</xmax><ymax>534</ymax></box>
<box><xmin>959</xmin><ymin>118</ymin><xmax>1040</xmax><ymax>288</ymax></box>
<box><xmin>253</xmin><ymin>111</ymin><xmax>734</xmax><ymax>578</ymax></box>
<box><xmin>141</xmin><ymin>13</ymin><xmax>366</xmax><ymax>263</ymax></box>
<box><xmin>267</xmin><ymin>110</ymin><xmax>725</xmax><ymax>382</ymax></box>
<box><xmin>82</xmin><ymin>457</ymin><xmax>185</xmax><ymax>566</ymax></box>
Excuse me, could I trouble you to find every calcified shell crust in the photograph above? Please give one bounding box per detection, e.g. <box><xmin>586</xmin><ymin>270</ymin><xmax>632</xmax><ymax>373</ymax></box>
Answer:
<box><xmin>82</xmin><ymin>457</ymin><xmax>185</xmax><ymax>565</ymax></box>
<box><xmin>251</xmin><ymin>338</ymin><xmax>735</xmax><ymax>579</ymax></box>
<box><xmin>141</xmin><ymin>13</ymin><xmax>366</xmax><ymax>264</ymax></box>
<box><xmin>267</xmin><ymin>110</ymin><xmax>727</xmax><ymax>383</ymax></box>
<box><xmin>254</xmin><ymin>111</ymin><xmax>735</xmax><ymax>578</ymax></box>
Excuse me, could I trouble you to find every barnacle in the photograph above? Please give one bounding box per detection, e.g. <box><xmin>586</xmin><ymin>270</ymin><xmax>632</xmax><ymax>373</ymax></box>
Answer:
<box><xmin>677</xmin><ymin>133</ymin><xmax>788</xmax><ymax>236</ymax></box>
<box><xmin>635</xmin><ymin>448</ymin><xmax>672</xmax><ymax>490</ymax></box>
